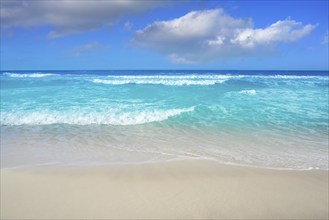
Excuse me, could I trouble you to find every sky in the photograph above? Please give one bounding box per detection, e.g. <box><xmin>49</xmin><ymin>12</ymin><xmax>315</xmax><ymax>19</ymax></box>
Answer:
<box><xmin>1</xmin><ymin>0</ymin><xmax>328</xmax><ymax>70</ymax></box>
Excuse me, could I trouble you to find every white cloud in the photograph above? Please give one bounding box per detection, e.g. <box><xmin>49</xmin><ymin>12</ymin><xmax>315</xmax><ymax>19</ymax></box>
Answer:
<box><xmin>322</xmin><ymin>31</ymin><xmax>329</xmax><ymax>44</ymax></box>
<box><xmin>123</xmin><ymin>21</ymin><xmax>133</xmax><ymax>31</ymax></box>
<box><xmin>133</xmin><ymin>9</ymin><xmax>251</xmax><ymax>54</ymax></box>
<box><xmin>0</xmin><ymin>0</ymin><xmax>163</xmax><ymax>38</ymax></box>
<box><xmin>132</xmin><ymin>9</ymin><xmax>316</xmax><ymax>64</ymax></box>
<box><xmin>169</xmin><ymin>54</ymin><xmax>197</xmax><ymax>64</ymax></box>
<box><xmin>232</xmin><ymin>19</ymin><xmax>316</xmax><ymax>48</ymax></box>
<box><xmin>73</xmin><ymin>41</ymin><xmax>103</xmax><ymax>56</ymax></box>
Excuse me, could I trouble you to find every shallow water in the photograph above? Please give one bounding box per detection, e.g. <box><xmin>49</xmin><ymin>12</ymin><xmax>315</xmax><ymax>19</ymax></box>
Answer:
<box><xmin>1</xmin><ymin>70</ymin><xmax>328</xmax><ymax>169</ymax></box>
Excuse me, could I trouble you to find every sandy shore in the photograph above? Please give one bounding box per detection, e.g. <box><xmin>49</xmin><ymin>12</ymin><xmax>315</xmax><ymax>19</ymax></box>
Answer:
<box><xmin>1</xmin><ymin>160</ymin><xmax>328</xmax><ymax>219</ymax></box>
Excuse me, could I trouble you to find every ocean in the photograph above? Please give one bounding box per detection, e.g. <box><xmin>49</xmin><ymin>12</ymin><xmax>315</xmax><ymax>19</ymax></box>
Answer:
<box><xmin>1</xmin><ymin>70</ymin><xmax>328</xmax><ymax>170</ymax></box>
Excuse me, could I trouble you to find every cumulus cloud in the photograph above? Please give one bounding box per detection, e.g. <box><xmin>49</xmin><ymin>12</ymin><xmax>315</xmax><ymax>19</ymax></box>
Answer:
<box><xmin>232</xmin><ymin>19</ymin><xmax>316</xmax><ymax>48</ymax></box>
<box><xmin>132</xmin><ymin>9</ymin><xmax>316</xmax><ymax>63</ymax></box>
<box><xmin>0</xmin><ymin>0</ymin><xmax>162</xmax><ymax>38</ymax></box>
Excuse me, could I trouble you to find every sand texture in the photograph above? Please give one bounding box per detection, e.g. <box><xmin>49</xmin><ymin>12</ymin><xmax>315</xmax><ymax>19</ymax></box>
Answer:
<box><xmin>1</xmin><ymin>160</ymin><xmax>328</xmax><ymax>219</ymax></box>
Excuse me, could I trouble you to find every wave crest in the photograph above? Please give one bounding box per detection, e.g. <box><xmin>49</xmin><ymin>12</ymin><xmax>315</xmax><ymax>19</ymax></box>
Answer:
<box><xmin>91</xmin><ymin>74</ymin><xmax>328</xmax><ymax>86</ymax></box>
<box><xmin>3</xmin><ymin>72</ymin><xmax>57</xmax><ymax>78</ymax></box>
<box><xmin>1</xmin><ymin>107</ymin><xmax>195</xmax><ymax>126</ymax></box>
<box><xmin>239</xmin><ymin>90</ymin><xmax>256</xmax><ymax>95</ymax></box>
<box><xmin>92</xmin><ymin>79</ymin><xmax>226</xmax><ymax>85</ymax></box>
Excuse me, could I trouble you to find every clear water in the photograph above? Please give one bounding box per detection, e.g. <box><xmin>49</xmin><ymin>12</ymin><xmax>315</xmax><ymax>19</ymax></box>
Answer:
<box><xmin>1</xmin><ymin>70</ymin><xmax>328</xmax><ymax>169</ymax></box>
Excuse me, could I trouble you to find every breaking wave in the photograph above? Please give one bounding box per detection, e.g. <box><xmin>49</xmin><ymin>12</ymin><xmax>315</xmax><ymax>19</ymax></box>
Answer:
<box><xmin>90</xmin><ymin>74</ymin><xmax>328</xmax><ymax>86</ymax></box>
<box><xmin>3</xmin><ymin>72</ymin><xmax>57</xmax><ymax>78</ymax></box>
<box><xmin>1</xmin><ymin>107</ymin><xmax>195</xmax><ymax>126</ymax></box>
<box><xmin>92</xmin><ymin>79</ymin><xmax>226</xmax><ymax>85</ymax></box>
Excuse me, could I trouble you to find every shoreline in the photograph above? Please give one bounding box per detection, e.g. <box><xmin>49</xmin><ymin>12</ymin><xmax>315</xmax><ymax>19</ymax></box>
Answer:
<box><xmin>1</xmin><ymin>157</ymin><xmax>327</xmax><ymax>171</ymax></box>
<box><xmin>1</xmin><ymin>160</ymin><xmax>328</xmax><ymax>219</ymax></box>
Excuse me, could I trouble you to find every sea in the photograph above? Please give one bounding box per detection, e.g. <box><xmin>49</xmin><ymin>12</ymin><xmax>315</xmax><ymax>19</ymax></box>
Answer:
<box><xmin>1</xmin><ymin>70</ymin><xmax>328</xmax><ymax>170</ymax></box>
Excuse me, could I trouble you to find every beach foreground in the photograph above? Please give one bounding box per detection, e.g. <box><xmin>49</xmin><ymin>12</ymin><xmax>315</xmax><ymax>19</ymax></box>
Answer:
<box><xmin>1</xmin><ymin>160</ymin><xmax>328</xmax><ymax>219</ymax></box>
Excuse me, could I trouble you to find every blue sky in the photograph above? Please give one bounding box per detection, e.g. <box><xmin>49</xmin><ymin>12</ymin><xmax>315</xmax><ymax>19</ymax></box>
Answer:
<box><xmin>1</xmin><ymin>0</ymin><xmax>328</xmax><ymax>70</ymax></box>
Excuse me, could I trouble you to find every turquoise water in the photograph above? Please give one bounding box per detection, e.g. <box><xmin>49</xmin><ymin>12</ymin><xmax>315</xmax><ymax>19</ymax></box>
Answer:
<box><xmin>1</xmin><ymin>70</ymin><xmax>328</xmax><ymax>169</ymax></box>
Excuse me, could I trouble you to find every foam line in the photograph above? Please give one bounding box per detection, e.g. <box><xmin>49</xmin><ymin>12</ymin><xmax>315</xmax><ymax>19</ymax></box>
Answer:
<box><xmin>1</xmin><ymin>107</ymin><xmax>195</xmax><ymax>125</ymax></box>
<box><xmin>3</xmin><ymin>72</ymin><xmax>57</xmax><ymax>78</ymax></box>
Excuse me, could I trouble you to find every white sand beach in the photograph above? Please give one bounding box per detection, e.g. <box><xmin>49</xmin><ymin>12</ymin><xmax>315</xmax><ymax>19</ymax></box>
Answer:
<box><xmin>1</xmin><ymin>160</ymin><xmax>328</xmax><ymax>219</ymax></box>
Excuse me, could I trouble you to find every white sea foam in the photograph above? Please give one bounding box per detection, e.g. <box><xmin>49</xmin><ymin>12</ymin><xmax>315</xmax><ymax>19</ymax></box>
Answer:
<box><xmin>106</xmin><ymin>74</ymin><xmax>328</xmax><ymax>79</ymax></box>
<box><xmin>267</xmin><ymin>75</ymin><xmax>328</xmax><ymax>79</ymax></box>
<box><xmin>102</xmin><ymin>74</ymin><xmax>328</xmax><ymax>81</ymax></box>
<box><xmin>239</xmin><ymin>89</ymin><xmax>257</xmax><ymax>95</ymax></box>
<box><xmin>106</xmin><ymin>75</ymin><xmax>233</xmax><ymax>79</ymax></box>
<box><xmin>1</xmin><ymin>107</ymin><xmax>195</xmax><ymax>126</ymax></box>
<box><xmin>92</xmin><ymin>78</ymin><xmax>226</xmax><ymax>85</ymax></box>
<box><xmin>3</xmin><ymin>72</ymin><xmax>57</xmax><ymax>78</ymax></box>
<box><xmin>247</xmin><ymin>74</ymin><xmax>328</xmax><ymax>80</ymax></box>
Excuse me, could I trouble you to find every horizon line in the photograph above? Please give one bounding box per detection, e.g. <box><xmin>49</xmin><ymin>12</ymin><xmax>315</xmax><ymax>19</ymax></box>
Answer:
<box><xmin>1</xmin><ymin>69</ymin><xmax>328</xmax><ymax>72</ymax></box>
